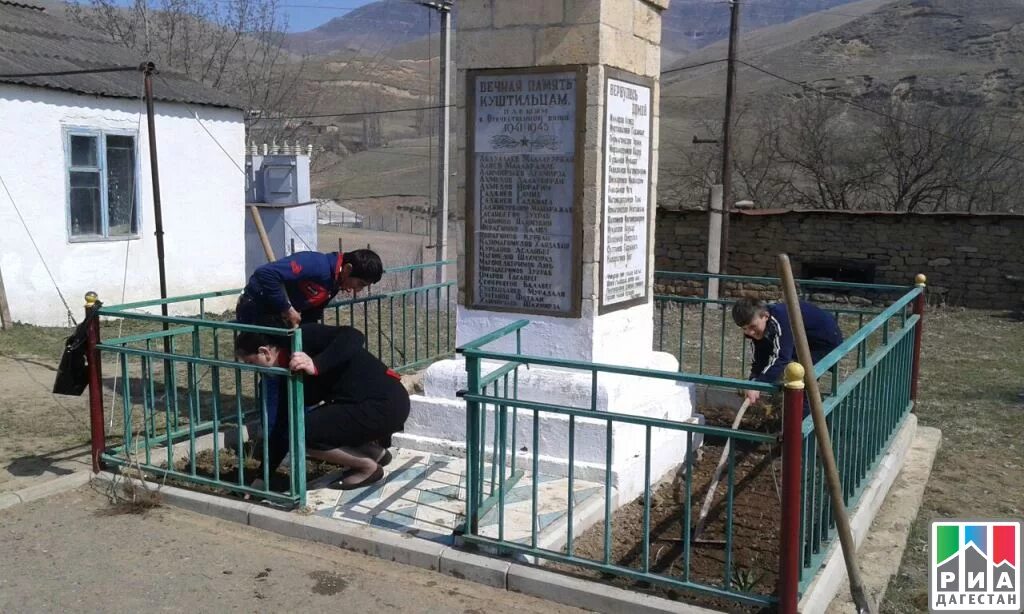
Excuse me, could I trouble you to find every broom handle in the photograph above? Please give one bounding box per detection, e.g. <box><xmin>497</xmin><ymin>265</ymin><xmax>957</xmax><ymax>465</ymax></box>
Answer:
<box><xmin>692</xmin><ymin>398</ymin><xmax>751</xmax><ymax>539</ymax></box>
<box><xmin>778</xmin><ymin>253</ymin><xmax>874</xmax><ymax>614</ymax></box>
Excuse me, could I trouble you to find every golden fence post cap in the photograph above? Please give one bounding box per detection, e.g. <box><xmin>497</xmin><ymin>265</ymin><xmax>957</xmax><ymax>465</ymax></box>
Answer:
<box><xmin>915</xmin><ymin>274</ymin><xmax>927</xmax><ymax>287</ymax></box>
<box><xmin>784</xmin><ymin>362</ymin><xmax>805</xmax><ymax>389</ymax></box>
<box><xmin>84</xmin><ymin>291</ymin><xmax>98</xmax><ymax>307</ymax></box>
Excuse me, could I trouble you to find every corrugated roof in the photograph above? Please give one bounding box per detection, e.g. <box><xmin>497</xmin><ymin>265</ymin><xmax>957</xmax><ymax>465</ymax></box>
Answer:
<box><xmin>0</xmin><ymin>0</ymin><xmax>241</xmax><ymax>109</ymax></box>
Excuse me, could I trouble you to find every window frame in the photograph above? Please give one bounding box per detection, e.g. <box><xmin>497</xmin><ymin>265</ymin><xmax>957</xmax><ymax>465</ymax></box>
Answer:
<box><xmin>63</xmin><ymin>127</ymin><xmax>142</xmax><ymax>243</ymax></box>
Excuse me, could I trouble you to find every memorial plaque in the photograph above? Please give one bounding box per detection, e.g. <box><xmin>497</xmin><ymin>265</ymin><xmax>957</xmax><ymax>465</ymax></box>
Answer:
<box><xmin>467</xmin><ymin>68</ymin><xmax>583</xmax><ymax>317</ymax></box>
<box><xmin>601</xmin><ymin>74</ymin><xmax>652</xmax><ymax>311</ymax></box>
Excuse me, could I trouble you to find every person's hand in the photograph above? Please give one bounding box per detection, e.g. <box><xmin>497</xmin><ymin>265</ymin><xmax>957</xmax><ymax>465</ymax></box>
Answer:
<box><xmin>289</xmin><ymin>351</ymin><xmax>317</xmax><ymax>375</ymax></box>
<box><xmin>744</xmin><ymin>389</ymin><xmax>761</xmax><ymax>406</ymax></box>
<box><xmin>281</xmin><ymin>306</ymin><xmax>301</xmax><ymax>328</ymax></box>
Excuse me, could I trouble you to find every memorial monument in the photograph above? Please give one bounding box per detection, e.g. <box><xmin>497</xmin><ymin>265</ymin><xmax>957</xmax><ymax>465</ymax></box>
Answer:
<box><xmin>397</xmin><ymin>0</ymin><xmax>694</xmax><ymax>505</ymax></box>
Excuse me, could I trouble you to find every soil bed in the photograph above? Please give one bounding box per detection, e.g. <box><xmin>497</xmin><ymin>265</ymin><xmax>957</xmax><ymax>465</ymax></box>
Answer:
<box><xmin>562</xmin><ymin>404</ymin><xmax>784</xmax><ymax>613</ymax></box>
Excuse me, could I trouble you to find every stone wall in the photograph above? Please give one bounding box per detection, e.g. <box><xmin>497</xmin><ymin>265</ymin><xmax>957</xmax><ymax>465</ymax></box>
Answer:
<box><xmin>655</xmin><ymin>208</ymin><xmax>1024</xmax><ymax>309</ymax></box>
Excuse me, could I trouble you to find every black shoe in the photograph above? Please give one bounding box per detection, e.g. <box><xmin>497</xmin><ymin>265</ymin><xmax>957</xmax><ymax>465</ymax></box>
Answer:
<box><xmin>330</xmin><ymin>466</ymin><xmax>385</xmax><ymax>491</ymax></box>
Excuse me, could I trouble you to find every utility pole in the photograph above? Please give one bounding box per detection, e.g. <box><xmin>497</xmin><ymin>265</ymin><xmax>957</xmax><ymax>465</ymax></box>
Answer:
<box><xmin>719</xmin><ymin>0</ymin><xmax>741</xmax><ymax>274</ymax></box>
<box><xmin>417</xmin><ymin>0</ymin><xmax>452</xmax><ymax>283</ymax></box>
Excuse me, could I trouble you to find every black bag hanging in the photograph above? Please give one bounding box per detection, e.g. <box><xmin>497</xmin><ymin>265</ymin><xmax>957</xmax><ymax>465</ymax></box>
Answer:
<box><xmin>52</xmin><ymin>306</ymin><xmax>98</xmax><ymax>396</ymax></box>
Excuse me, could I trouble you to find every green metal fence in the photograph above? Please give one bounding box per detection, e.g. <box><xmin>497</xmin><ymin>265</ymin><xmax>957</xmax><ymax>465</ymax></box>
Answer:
<box><xmin>796</xmin><ymin>284</ymin><xmax>922</xmax><ymax>591</ymax></box>
<box><xmin>459</xmin><ymin>320</ymin><xmax>781</xmax><ymax>608</ymax></box>
<box><xmin>90</xmin><ymin>260</ymin><xmax>455</xmax><ymax>506</ymax></box>
<box><xmin>460</xmin><ymin>274</ymin><xmax>924</xmax><ymax>610</ymax></box>
<box><xmin>653</xmin><ymin>271</ymin><xmax>910</xmax><ymax>381</ymax></box>
<box><xmin>322</xmin><ymin>260</ymin><xmax>456</xmax><ymax>373</ymax></box>
<box><xmin>94</xmin><ymin>311</ymin><xmax>308</xmax><ymax>506</ymax></box>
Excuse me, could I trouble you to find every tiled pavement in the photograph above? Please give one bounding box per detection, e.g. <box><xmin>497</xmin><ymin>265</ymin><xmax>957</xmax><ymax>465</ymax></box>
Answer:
<box><xmin>306</xmin><ymin>448</ymin><xmax>605</xmax><ymax>547</ymax></box>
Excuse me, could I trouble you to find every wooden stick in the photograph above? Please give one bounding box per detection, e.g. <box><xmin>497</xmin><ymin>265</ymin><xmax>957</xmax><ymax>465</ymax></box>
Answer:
<box><xmin>248</xmin><ymin>205</ymin><xmax>276</xmax><ymax>262</ymax></box>
<box><xmin>692</xmin><ymin>398</ymin><xmax>751</xmax><ymax>541</ymax></box>
<box><xmin>0</xmin><ymin>264</ymin><xmax>11</xmax><ymax>330</ymax></box>
<box><xmin>777</xmin><ymin>253</ymin><xmax>874</xmax><ymax>614</ymax></box>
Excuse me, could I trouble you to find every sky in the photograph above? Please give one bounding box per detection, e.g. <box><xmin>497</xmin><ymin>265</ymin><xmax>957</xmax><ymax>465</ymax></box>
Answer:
<box><xmin>277</xmin><ymin>0</ymin><xmax>377</xmax><ymax>32</ymax></box>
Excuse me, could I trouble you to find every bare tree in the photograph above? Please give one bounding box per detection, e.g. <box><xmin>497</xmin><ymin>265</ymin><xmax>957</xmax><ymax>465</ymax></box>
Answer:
<box><xmin>65</xmin><ymin>0</ymin><xmax>315</xmax><ymax>141</ymax></box>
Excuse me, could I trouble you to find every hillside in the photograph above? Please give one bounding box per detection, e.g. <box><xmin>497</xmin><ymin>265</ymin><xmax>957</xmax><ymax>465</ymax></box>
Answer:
<box><xmin>285</xmin><ymin>0</ymin><xmax>435</xmax><ymax>55</ymax></box>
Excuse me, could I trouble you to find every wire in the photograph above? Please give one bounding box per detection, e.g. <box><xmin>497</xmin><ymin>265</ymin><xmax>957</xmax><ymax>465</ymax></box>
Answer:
<box><xmin>736</xmin><ymin>59</ymin><xmax>1024</xmax><ymax>164</ymax></box>
<box><xmin>0</xmin><ymin>173</ymin><xmax>76</xmax><ymax>325</ymax></box>
<box><xmin>660</xmin><ymin>58</ymin><xmax>729</xmax><ymax>77</ymax></box>
<box><xmin>0</xmin><ymin>66</ymin><xmax>140</xmax><ymax>79</ymax></box>
<box><xmin>108</xmin><ymin>76</ymin><xmax>147</xmax><ymax>429</ymax></box>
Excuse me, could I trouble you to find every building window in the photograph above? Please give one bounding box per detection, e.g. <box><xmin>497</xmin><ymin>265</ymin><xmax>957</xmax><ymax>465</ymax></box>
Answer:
<box><xmin>66</xmin><ymin>130</ymin><xmax>139</xmax><ymax>240</ymax></box>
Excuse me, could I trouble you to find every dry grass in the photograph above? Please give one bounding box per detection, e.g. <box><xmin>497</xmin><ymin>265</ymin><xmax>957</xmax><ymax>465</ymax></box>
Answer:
<box><xmin>882</xmin><ymin>307</ymin><xmax>1024</xmax><ymax>612</ymax></box>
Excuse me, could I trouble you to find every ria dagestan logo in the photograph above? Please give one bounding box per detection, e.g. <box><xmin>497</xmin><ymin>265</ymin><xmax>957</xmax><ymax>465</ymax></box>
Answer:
<box><xmin>931</xmin><ymin>521</ymin><xmax>1021</xmax><ymax>612</ymax></box>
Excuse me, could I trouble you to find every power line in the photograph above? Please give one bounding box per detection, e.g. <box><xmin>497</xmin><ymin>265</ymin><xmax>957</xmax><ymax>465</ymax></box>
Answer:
<box><xmin>660</xmin><ymin>58</ymin><xmax>729</xmax><ymax>77</ymax></box>
<box><xmin>736</xmin><ymin>59</ymin><xmax>1024</xmax><ymax>164</ymax></box>
<box><xmin>252</xmin><ymin>102</ymin><xmax>454</xmax><ymax>122</ymax></box>
<box><xmin>0</xmin><ymin>66</ymin><xmax>140</xmax><ymax>79</ymax></box>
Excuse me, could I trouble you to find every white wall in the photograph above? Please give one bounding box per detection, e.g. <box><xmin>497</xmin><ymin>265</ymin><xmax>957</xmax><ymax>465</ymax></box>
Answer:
<box><xmin>0</xmin><ymin>84</ymin><xmax>245</xmax><ymax>325</ymax></box>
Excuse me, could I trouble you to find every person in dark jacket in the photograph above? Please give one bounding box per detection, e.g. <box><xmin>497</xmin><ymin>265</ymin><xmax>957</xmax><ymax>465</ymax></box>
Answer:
<box><xmin>732</xmin><ymin>298</ymin><xmax>844</xmax><ymax>406</ymax></box>
<box><xmin>236</xmin><ymin>249</ymin><xmax>384</xmax><ymax>328</ymax></box>
<box><xmin>235</xmin><ymin>324</ymin><xmax>410</xmax><ymax>490</ymax></box>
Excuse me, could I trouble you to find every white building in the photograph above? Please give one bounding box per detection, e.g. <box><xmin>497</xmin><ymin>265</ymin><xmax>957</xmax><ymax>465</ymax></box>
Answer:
<box><xmin>0</xmin><ymin>0</ymin><xmax>245</xmax><ymax>326</ymax></box>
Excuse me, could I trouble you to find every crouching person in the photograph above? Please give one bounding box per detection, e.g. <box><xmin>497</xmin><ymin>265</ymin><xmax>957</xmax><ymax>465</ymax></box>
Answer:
<box><xmin>731</xmin><ymin>297</ymin><xmax>843</xmax><ymax>411</ymax></box>
<box><xmin>235</xmin><ymin>324</ymin><xmax>410</xmax><ymax>490</ymax></box>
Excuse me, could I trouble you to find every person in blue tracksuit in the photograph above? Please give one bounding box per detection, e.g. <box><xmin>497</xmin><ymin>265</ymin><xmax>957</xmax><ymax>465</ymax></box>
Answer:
<box><xmin>731</xmin><ymin>298</ymin><xmax>844</xmax><ymax>407</ymax></box>
<box><xmin>235</xmin><ymin>249</ymin><xmax>384</xmax><ymax>328</ymax></box>
<box><xmin>235</xmin><ymin>249</ymin><xmax>384</xmax><ymax>447</ymax></box>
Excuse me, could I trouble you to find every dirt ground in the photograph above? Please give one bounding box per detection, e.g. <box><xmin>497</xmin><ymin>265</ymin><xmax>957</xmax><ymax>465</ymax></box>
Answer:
<box><xmin>566</xmin><ymin>405</ymin><xmax>783</xmax><ymax>613</ymax></box>
<box><xmin>1</xmin><ymin>305</ymin><xmax>1021</xmax><ymax>611</ymax></box>
<box><xmin>0</xmin><ymin>356</ymin><xmax>92</xmax><ymax>493</ymax></box>
<box><xmin>0</xmin><ymin>486</ymin><xmax>585</xmax><ymax>614</ymax></box>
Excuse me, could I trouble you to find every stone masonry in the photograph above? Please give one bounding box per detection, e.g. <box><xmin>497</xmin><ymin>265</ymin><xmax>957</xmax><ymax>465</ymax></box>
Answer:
<box><xmin>655</xmin><ymin>208</ymin><xmax>1024</xmax><ymax>309</ymax></box>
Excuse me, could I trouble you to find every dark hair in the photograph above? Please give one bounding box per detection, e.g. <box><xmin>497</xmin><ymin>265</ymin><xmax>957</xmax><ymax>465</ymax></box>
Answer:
<box><xmin>731</xmin><ymin>298</ymin><xmax>768</xmax><ymax>327</ymax></box>
<box><xmin>235</xmin><ymin>330</ymin><xmax>289</xmax><ymax>357</ymax></box>
<box><xmin>344</xmin><ymin>249</ymin><xmax>384</xmax><ymax>284</ymax></box>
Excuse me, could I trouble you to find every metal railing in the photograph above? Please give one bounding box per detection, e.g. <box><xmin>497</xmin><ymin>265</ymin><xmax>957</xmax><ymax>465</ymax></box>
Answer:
<box><xmin>792</xmin><ymin>282</ymin><xmax>924</xmax><ymax>592</ymax></box>
<box><xmin>458</xmin><ymin>320</ymin><xmax>781</xmax><ymax>608</ymax></box>
<box><xmin>86</xmin><ymin>259</ymin><xmax>455</xmax><ymax>506</ymax></box>
<box><xmin>653</xmin><ymin>271</ymin><xmax>911</xmax><ymax>381</ymax></box>
<box><xmin>90</xmin><ymin>307</ymin><xmax>308</xmax><ymax>506</ymax></box>
<box><xmin>323</xmin><ymin>260</ymin><xmax>456</xmax><ymax>373</ymax></box>
<box><xmin>460</xmin><ymin>275</ymin><xmax>926</xmax><ymax>611</ymax></box>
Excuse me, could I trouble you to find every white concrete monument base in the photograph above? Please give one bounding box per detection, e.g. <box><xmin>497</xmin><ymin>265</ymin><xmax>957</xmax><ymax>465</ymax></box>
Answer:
<box><xmin>394</xmin><ymin>347</ymin><xmax>697</xmax><ymax>506</ymax></box>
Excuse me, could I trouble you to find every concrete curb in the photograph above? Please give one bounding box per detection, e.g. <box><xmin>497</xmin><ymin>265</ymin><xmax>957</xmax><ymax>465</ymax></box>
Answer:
<box><xmin>798</xmin><ymin>414</ymin><xmax>922</xmax><ymax>613</ymax></box>
<box><xmin>0</xmin><ymin>471</ymin><xmax>93</xmax><ymax>511</ymax></box>
<box><xmin>825</xmin><ymin>425</ymin><xmax>943</xmax><ymax>613</ymax></box>
<box><xmin>92</xmin><ymin>471</ymin><xmax>715</xmax><ymax>613</ymax></box>
<box><xmin>507</xmin><ymin>563</ymin><xmax>722</xmax><ymax>614</ymax></box>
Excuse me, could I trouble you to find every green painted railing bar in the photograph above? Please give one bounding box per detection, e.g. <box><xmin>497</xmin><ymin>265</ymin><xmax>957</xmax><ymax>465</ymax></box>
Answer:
<box><xmin>462</xmin><ymin>350</ymin><xmax>777</xmax><ymax>393</ymax></box>
<box><xmin>812</xmin><ymin>289</ymin><xmax>921</xmax><ymax>378</ymax></box>
<box><xmin>97</xmin><ymin>344</ymin><xmax>291</xmax><ymax>376</ymax></box>
<box><xmin>459</xmin><ymin>394</ymin><xmax>777</xmax><ymax>442</ymax></box>
<box><xmin>107</xmin><ymin>326</ymin><xmax>195</xmax><ymax>345</ymax></box>
<box><xmin>655</xmin><ymin>270</ymin><xmax>909</xmax><ymax>292</ymax></box>
<box><xmin>100</xmin><ymin>288</ymin><xmax>243</xmax><ymax>312</ymax></box>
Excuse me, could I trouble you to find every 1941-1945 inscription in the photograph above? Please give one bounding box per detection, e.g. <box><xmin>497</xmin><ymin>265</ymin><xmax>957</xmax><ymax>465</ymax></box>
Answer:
<box><xmin>470</xmin><ymin>71</ymin><xmax>579</xmax><ymax>315</ymax></box>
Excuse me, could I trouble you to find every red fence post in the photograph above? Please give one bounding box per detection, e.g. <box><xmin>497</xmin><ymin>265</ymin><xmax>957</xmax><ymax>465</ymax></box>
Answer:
<box><xmin>910</xmin><ymin>274</ymin><xmax>927</xmax><ymax>403</ymax></box>
<box><xmin>85</xmin><ymin>292</ymin><xmax>105</xmax><ymax>473</ymax></box>
<box><xmin>779</xmin><ymin>362</ymin><xmax>805</xmax><ymax>614</ymax></box>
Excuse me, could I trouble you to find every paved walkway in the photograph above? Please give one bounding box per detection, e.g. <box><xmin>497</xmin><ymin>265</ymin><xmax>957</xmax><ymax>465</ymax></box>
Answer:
<box><xmin>0</xmin><ymin>486</ymin><xmax>585</xmax><ymax>614</ymax></box>
<box><xmin>306</xmin><ymin>448</ymin><xmax>605</xmax><ymax>549</ymax></box>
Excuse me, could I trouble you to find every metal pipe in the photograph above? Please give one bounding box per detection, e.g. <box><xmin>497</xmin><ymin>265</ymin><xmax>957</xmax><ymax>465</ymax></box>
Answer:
<box><xmin>718</xmin><ymin>0</ymin><xmax>741</xmax><ymax>273</ymax></box>
<box><xmin>780</xmin><ymin>362</ymin><xmax>805</xmax><ymax>614</ymax></box>
<box><xmin>910</xmin><ymin>274</ymin><xmax>926</xmax><ymax>402</ymax></box>
<box><xmin>142</xmin><ymin>64</ymin><xmax>169</xmax><ymax>324</ymax></box>
<box><xmin>85</xmin><ymin>292</ymin><xmax>105</xmax><ymax>473</ymax></box>
<box><xmin>435</xmin><ymin>1</ymin><xmax>451</xmax><ymax>284</ymax></box>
